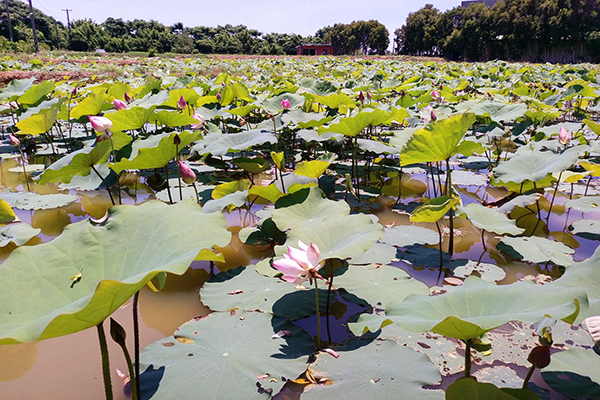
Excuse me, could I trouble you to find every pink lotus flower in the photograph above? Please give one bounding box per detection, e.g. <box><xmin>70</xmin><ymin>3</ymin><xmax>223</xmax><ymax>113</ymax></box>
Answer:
<box><xmin>8</xmin><ymin>134</ymin><xmax>20</xmax><ymax>147</ymax></box>
<box><xmin>281</xmin><ymin>99</ymin><xmax>291</xmax><ymax>110</ymax></box>
<box><xmin>424</xmin><ymin>105</ymin><xmax>437</xmax><ymax>122</ymax></box>
<box><xmin>89</xmin><ymin>115</ymin><xmax>113</xmax><ymax>133</ymax></box>
<box><xmin>558</xmin><ymin>127</ymin><xmax>570</xmax><ymax>145</ymax></box>
<box><xmin>191</xmin><ymin>113</ymin><xmax>205</xmax><ymax>129</ymax></box>
<box><xmin>431</xmin><ymin>90</ymin><xmax>441</xmax><ymax>100</ymax></box>
<box><xmin>178</xmin><ymin>161</ymin><xmax>196</xmax><ymax>184</ymax></box>
<box><xmin>358</xmin><ymin>91</ymin><xmax>365</xmax><ymax>103</ymax></box>
<box><xmin>272</xmin><ymin>241</ymin><xmax>324</xmax><ymax>284</ymax></box>
<box><xmin>113</xmin><ymin>99</ymin><xmax>127</xmax><ymax>110</ymax></box>
<box><xmin>177</xmin><ymin>96</ymin><xmax>187</xmax><ymax>110</ymax></box>
<box><xmin>366</xmin><ymin>91</ymin><xmax>372</xmax><ymax>100</ymax></box>
<box><xmin>97</xmin><ymin>131</ymin><xmax>113</xmax><ymax>142</ymax></box>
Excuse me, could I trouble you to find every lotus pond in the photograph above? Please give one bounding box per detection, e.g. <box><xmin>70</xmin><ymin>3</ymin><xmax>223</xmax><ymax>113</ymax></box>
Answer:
<box><xmin>1</xmin><ymin>55</ymin><xmax>600</xmax><ymax>399</ymax></box>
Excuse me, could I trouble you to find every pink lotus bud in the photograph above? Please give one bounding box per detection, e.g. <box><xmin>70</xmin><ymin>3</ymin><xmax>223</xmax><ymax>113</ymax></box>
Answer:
<box><xmin>425</xmin><ymin>105</ymin><xmax>437</xmax><ymax>122</ymax></box>
<box><xmin>177</xmin><ymin>96</ymin><xmax>187</xmax><ymax>110</ymax></box>
<box><xmin>191</xmin><ymin>113</ymin><xmax>205</xmax><ymax>129</ymax></box>
<box><xmin>281</xmin><ymin>99</ymin><xmax>291</xmax><ymax>110</ymax></box>
<box><xmin>216</xmin><ymin>92</ymin><xmax>222</xmax><ymax>102</ymax></box>
<box><xmin>97</xmin><ymin>131</ymin><xmax>113</xmax><ymax>142</ymax></box>
<box><xmin>71</xmin><ymin>87</ymin><xmax>77</xmax><ymax>95</ymax></box>
<box><xmin>113</xmin><ymin>99</ymin><xmax>127</xmax><ymax>110</ymax></box>
<box><xmin>178</xmin><ymin>161</ymin><xmax>196</xmax><ymax>184</ymax></box>
<box><xmin>527</xmin><ymin>345</ymin><xmax>551</xmax><ymax>369</ymax></box>
<box><xmin>9</xmin><ymin>134</ymin><xmax>20</xmax><ymax>146</ymax></box>
<box><xmin>89</xmin><ymin>115</ymin><xmax>113</xmax><ymax>133</ymax></box>
<box><xmin>124</xmin><ymin>92</ymin><xmax>132</xmax><ymax>103</ymax></box>
<box><xmin>358</xmin><ymin>91</ymin><xmax>365</xmax><ymax>103</ymax></box>
<box><xmin>366</xmin><ymin>91</ymin><xmax>372</xmax><ymax>100</ymax></box>
<box><xmin>558</xmin><ymin>127</ymin><xmax>570</xmax><ymax>145</ymax></box>
<box><xmin>173</xmin><ymin>134</ymin><xmax>181</xmax><ymax>145</ymax></box>
<box><xmin>431</xmin><ymin>90</ymin><xmax>440</xmax><ymax>100</ymax></box>
<box><xmin>8</xmin><ymin>101</ymin><xmax>18</xmax><ymax>110</ymax></box>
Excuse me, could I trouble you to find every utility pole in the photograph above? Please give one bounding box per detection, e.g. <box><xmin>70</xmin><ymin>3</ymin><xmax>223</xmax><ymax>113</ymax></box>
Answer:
<box><xmin>54</xmin><ymin>20</ymin><xmax>60</xmax><ymax>49</ymax></box>
<box><xmin>27</xmin><ymin>0</ymin><xmax>39</xmax><ymax>53</ymax></box>
<box><xmin>62</xmin><ymin>8</ymin><xmax>72</xmax><ymax>33</ymax></box>
<box><xmin>4</xmin><ymin>0</ymin><xmax>13</xmax><ymax>42</ymax></box>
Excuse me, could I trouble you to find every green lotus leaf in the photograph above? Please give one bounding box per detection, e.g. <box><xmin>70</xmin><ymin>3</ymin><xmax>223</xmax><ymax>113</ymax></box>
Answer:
<box><xmin>294</xmin><ymin>154</ymin><xmax>337</xmax><ymax>178</ymax></box>
<box><xmin>0</xmin><ymin>198</ymin><xmax>16</xmax><ymax>223</ymax></box>
<box><xmin>584</xmin><ymin>119</ymin><xmax>600</xmax><ymax>136</ymax></box>
<box><xmin>446</xmin><ymin>378</ymin><xmax>540</xmax><ymax>400</ymax></box>
<box><xmin>58</xmin><ymin>164</ymin><xmax>110</xmax><ymax>191</ymax></box>
<box><xmin>348</xmin><ymin>243</ymin><xmax>396</xmax><ymax>265</ymax></box>
<box><xmin>232</xmin><ymin>157</ymin><xmax>270</xmax><ymax>173</ymax></box>
<box><xmin>110</xmin><ymin>131</ymin><xmax>202</xmax><ymax>173</ymax></box>
<box><xmin>281</xmin><ymin>111</ymin><xmax>333</xmax><ymax>129</ymax></box>
<box><xmin>410</xmin><ymin>196</ymin><xmax>458</xmax><ymax>223</ymax></box>
<box><xmin>386</xmin><ymin>277</ymin><xmax>586</xmax><ymax>340</ymax></box>
<box><xmin>457</xmin><ymin>203</ymin><xmax>524</xmax><ymax>235</ymax></box>
<box><xmin>497</xmin><ymin>194</ymin><xmax>542</xmax><ymax>214</ymax></box>
<box><xmin>571</xmin><ymin>219</ymin><xmax>600</xmax><ymax>238</ymax></box>
<box><xmin>400</xmin><ymin>113</ymin><xmax>476</xmax><ymax>165</ymax></box>
<box><xmin>335</xmin><ymin>264</ymin><xmax>429</xmax><ymax>308</ymax></box>
<box><xmin>0</xmin><ymin>77</ymin><xmax>35</xmax><ymax>100</ymax></box>
<box><xmin>262</xmin><ymin>93</ymin><xmax>305</xmax><ymax>114</ymax></box>
<box><xmin>212</xmin><ymin>179</ymin><xmax>251</xmax><ymax>199</ymax></box>
<box><xmin>71</xmin><ymin>93</ymin><xmax>109</xmax><ymax>119</ymax></box>
<box><xmin>553</xmin><ymin>246</ymin><xmax>600</xmax><ymax>315</ymax></box>
<box><xmin>139</xmin><ymin>311</ymin><xmax>313</xmax><ymax>399</ymax></box>
<box><xmin>17</xmin><ymin>81</ymin><xmax>55</xmax><ymax>106</ymax></box>
<box><xmin>318</xmin><ymin>109</ymin><xmax>390</xmax><ymax>137</ymax></box>
<box><xmin>298</xmin><ymin>129</ymin><xmax>344</xmax><ymax>143</ymax></box>
<box><xmin>494</xmin><ymin>147</ymin><xmax>581</xmax><ymax>184</ymax></box>
<box><xmin>164</xmin><ymin>88</ymin><xmax>200</xmax><ymax>109</ymax></box>
<box><xmin>16</xmin><ymin>106</ymin><xmax>58</xmax><ymax>135</ymax></box>
<box><xmin>193</xmin><ymin>131</ymin><xmax>277</xmax><ymax>157</ymax></box>
<box><xmin>0</xmin><ymin>200</ymin><xmax>230</xmax><ymax>344</ymax></box>
<box><xmin>248</xmin><ymin>184</ymin><xmax>284</xmax><ymax>204</ymax></box>
<box><xmin>271</xmin><ymin>187</ymin><xmax>350</xmax><ymax>232</ymax></box>
<box><xmin>202</xmin><ymin>190</ymin><xmax>248</xmax><ymax>213</ymax></box>
<box><xmin>303</xmin><ymin>340</ymin><xmax>443</xmax><ymax>400</ymax></box>
<box><xmin>35</xmin><ymin>140</ymin><xmax>112</xmax><ymax>185</ymax></box>
<box><xmin>0</xmin><ymin>191</ymin><xmax>78</xmax><ymax>210</ymax></box>
<box><xmin>356</xmin><ymin>138</ymin><xmax>399</xmax><ymax>155</ymax></box>
<box><xmin>498</xmin><ymin>236</ymin><xmax>574</xmax><ymax>267</ymax></box>
<box><xmin>0</xmin><ymin>223</ymin><xmax>40</xmax><ymax>247</ymax></box>
<box><xmin>450</xmin><ymin>260</ymin><xmax>506</xmax><ymax>282</ymax></box>
<box><xmin>456</xmin><ymin>100</ymin><xmax>528</xmax><ymax>123</ymax></box>
<box><xmin>153</xmin><ymin>110</ymin><xmax>198</xmax><ymax>128</ymax></box>
<box><xmin>541</xmin><ymin>349</ymin><xmax>600</xmax><ymax>399</ymax></box>
<box><xmin>381</xmin><ymin>225</ymin><xmax>440</xmax><ymax>247</ymax></box>
<box><xmin>312</xmin><ymin>92</ymin><xmax>355</xmax><ymax>109</ymax></box>
<box><xmin>105</xmin><ymin>106</ymin><xmax>156</xmax><ymax>131</ymax></box>
<box><xmin>220</xmin><ymin>82</ymin><xmax>254</xmax><ymax>106</ymax></box>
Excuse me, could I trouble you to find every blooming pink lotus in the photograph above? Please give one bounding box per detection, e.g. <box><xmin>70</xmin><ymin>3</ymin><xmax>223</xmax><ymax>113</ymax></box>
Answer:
<box><xmin>8</xmin><ymin>134</ymin><xmax>20</xmax><ymax>147</ymax></box>
<box><xmin>281</xmin><ymin>99</ymin><xmax>291</xmax><ymax>110</ymax></box>
<box><xmin>431</xmin><ymin>90</ymin><xmax>441</xmax><ymax>100</ymax></box>
<box><xmin>89</xmin><ymin>115</ymin><xmax>113</xmax><ymax>133</ymax></box>
<box><xmin>177</xmin><ymin>96</ymin><xmax>187</xmax><ymax>110</ymax></box>
<box><xmin>273</xmin><ymin>241</ymin><xmax>324</xmax><ymax>284</ymax></box>
<box><xmin>558</xmin><ymin>127</ymin><xmax>570</xmax><ymax>145</ymax></box>
<box><xmin>113</xmin><ymin>99</ymin><xmax>127</xmax><ymax>110</ymax></box>
<box><xmin>191</xmin><ymin>113</ymin><xmax>205</xmax><ymax>129</ymax></box>
<box><xmin>178</xmin><ymin>161</ymin><xmax>196</xmax><ymax>184</ymax></box>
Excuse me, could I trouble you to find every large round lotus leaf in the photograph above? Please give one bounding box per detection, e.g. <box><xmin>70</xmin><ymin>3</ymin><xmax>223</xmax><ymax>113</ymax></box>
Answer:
<box><xmin>498</xmin><ymin>236</ymin><xmax>574</xmax><ymax>267</ymax></box>
<box><xmin>0</xmin><ymin>200</ymin><xmax>230</xmax><ymax>344</ymax></box>
<box><xmin>571</xmin><ymin>219</ymin><xmax>600</xmax><ymax>239</ymax></box>
<box><xmin>457</xmin><ymin>203</ymin><xmax>524</xmax><ymax>235</ymax></box>
<box><xmin>541</xmin><ymin>349</ymin><xmax>600</xmax><ymax>399</ymax></box>
<box><xmin>262</xmin><ymin>92</ymin><xmax>305</xmax><ymax>114</ymax></box>
<box><xmin>280</xmin><ymin>214</ymin><xmax>384</xmax><ymax>262</ymax></box>
<box><xmin>193</xmin><ymin>130</ymin><xmax>277</xmax><ymax>157</ymax></box>
<box><xmin>0</xmin><ymin>77</ymin><xmax>35</xmax><ymax>100</ymax></box>
<box><xmin>554</xmin><ymin>246</ymin><xmax>600</xmax><ymax>315</ymax></box>
<box><xmin>139</xmin><ymin>311</ymin><xmax>313</xmax><ymax>399</ymax></box>
<box><xmin>400</xmin><ymin>113</ymin><xmax>476</xmax><ymax>165</ymax></box>
<box><xmin>455</xmin><ymin>100</ymin><xmax>528</xmax><ymax>122</ymax></box>
<box><xmin>356</xmin><ymin>139</ymin><xmax>399</xmax><ymax>155</ymax></box>
<box><xmin>271</xmin><ymin>187</ymin><xmax>350</xmax><ymax>231</ymax></box>
<box><xmin>450</xmin><ymin>259</ymin><xmax>506</xmax><ymax>282</ymax></box>
<box><xmin>565</xmin><ymin>196</ymin><xmax>600</xmax><ymax>213</ymax></box>
<box><xmin>0</xmin><ymin>223</ymin><xmax>40</xmax><ymax>247</ymax></box>
<box><xmin>0</xmin><ymin>191</ymin><xmax>78</xmax><ymax>210</ymax></box>
<box><xmin>381</xmin><ymin>225</ymin><xmax>439</xmax><ymax>247</ymax></box>
<box><xmin>202</xmin><ymin>190</ymin><xmax>248</xmax><ymax>214</ymax></box>
<box><xmin>446</xmin><ymin>378</ymin><xmax>540</xmax><ymax>400</ymax></box>
<box><xmin>303</xmin><ymin>339</ymin><xmax>443</xmax><ymax>400</ymax></box>
<box><xmin>318</xmin><ymin>109</ymin><xmax>390</xmax><ymax>137</ymax></box>
<box><xmin>493</xmin><ymin>147</ymin><xmax>580</xmax><ymax>184</ymax></box>
<box><xmin>348</xmin><ymin>243</ymin><xmax>396</xmax><ymax>265</ymax></box>
<box><xmin>357</xmin><ymin>277</ymin><xmax>586</xmax><ymax>340</ymax></box>
<box><xmin>110</xmin><ymin>131</ymin><xmax>202</xmax><ymax>173</ymax></box>
<box><xmin>335</xmin><ymin>264</ymin><xmax>429</xmax><ymax>308</ymax></box>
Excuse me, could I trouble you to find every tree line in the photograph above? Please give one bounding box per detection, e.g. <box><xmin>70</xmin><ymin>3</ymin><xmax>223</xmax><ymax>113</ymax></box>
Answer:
<box><xmin>394</xmin><ymin>0</ymin><xmax>600</xmax><ymax>63</ymax></box>
<box><xmin>0</xmin><ymin>0</ymin><xmax>388</xmax><ymax>55</ymax></box>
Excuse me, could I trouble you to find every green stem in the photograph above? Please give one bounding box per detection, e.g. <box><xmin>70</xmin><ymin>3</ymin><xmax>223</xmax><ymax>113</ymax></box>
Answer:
<box><xmin>546</xmin><ymin>172</ymin><xmax>562</xmax><ymax>224</ymax></box>
<box><xmin>435</xmin><ymin>221</ymin><xmax>444</xmax><ymax>269</ymax></box>
<box><xmin>133</xmin><ymin>291</ymin><xmax>141</xmax><ymax>400</ymax></box>
<box><xmin>192</xmin><ymin>182</ymin><xmax>201</xmax><ymax>204</ymax></box>
<box><xmin>91</xmin><ymin>165</ymin><xmax>115</xmax><ymax>206</ymax></box>
<box><xmin>325</xmin><ymin>262</ymin><xmax>334</xmax><ymax>344</ymax></box>
<box><xmin>464</xmin><ymin>340</ymin><xmax>472</xmax><ymax>378</ymax></box>
<box><xmin>522</xmin><ymin>364</ymin><xmax>535</xmax><ymax>389</ymax></box>
<box><xmin>97</xmin><ymin>322</ymin><xmax>114</xmax><ymax>400</ymax></box>
<box><xmin>314</xmin><ymin>278</ymin><xmax>321</xmax><ymax>350</ymax></box>
<box><xmin>108</xmin><ymin>135</ymin><xmax>122</xmax><ymax>205</ymax></box>
<box><xmin>17</xmin><ymin>148</ymin><xmax>30</xmax><ymax>192</ymax></box>
<box><xmin>446</xmin><ymin>158</ymin><xmax>454</xmax><ymax>257</ymax></box>
<box><xmin>164</xmin><ymin>165</ymin><xmax>173</xmax><ymax>204</ymax></box>
<box><xmin>175</xmin><ymin>144</ymin><xmax>183</xmax><ymax>201</ymax></box>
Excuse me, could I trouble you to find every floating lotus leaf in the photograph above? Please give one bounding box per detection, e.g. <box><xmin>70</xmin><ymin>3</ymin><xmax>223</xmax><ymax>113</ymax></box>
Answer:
<box><xmin>303</xmin><ymin>340</ymin><xmax>443</xmax><ymax>400</ymax></box>
<box><xmin>0</xmin><ymin>200</ymin><xmax>230</xmax><ymax>344</ymax></box>
<box><xmin>564</xmin><ymin>196</ymin><xmax>600</xmax><ymax>213</ymax></box>
<box><xmin>262</xmin><ymin>93</ymin><xmax>305</xmax><ymax>114</ymax></box>
<box><xmin>355</xmin><ymin>277</ymin><xmax>586</xmax><ymax>340</ymax></box>
<box><xmin>0</xmin><ymin>191</ymin><xmax>78</xmax><ymax>210</ymax></box>
<box><xmin>494</xmin><ymin>148</ymin><xmax>580</xmax><ymax>184</ymax></box>
<box><xmin>139</xmin><ymin>311</ymin><xmax>313</xmax><ymax>400</ymax></box>
<box><xmin>194</xmin><ymin>131</ymin><xmax>277</xmax><ymax>157</ymax></box>
<box><xmin>541</xmin><ymin>349</ymin><xmax>600</xmax><ymax>399</ymax></box>
<box><xmin>271</xmin><ymin>187</ymin><xmax>349</xmax><ymax>231</ymax></box>
<box><xmin>381</xmin><ymin>225</ymin><xmax>440</xmax><ymax>247</ymax></box>
<box><xmin>0</xmin><ymin>224</ymin><xmax>40</xmax><ymax>247</ymax></box>
<box><xmin>457</xmin><ymin>203</ymin><xmax>524</xmax><ymax>235</ymax></box>
<box><xmin>335</xmin><ymin>264</ymin><xmax>429</xmax><ymax>308</ymax></box>
<box><xmin>450</xmin><ymin>259</ymin><xmax>506</xmax><ymax>282</ymax></box>
<box><xmin>446</xmin><ymin>378</ymin><xmax>540</xmax><ymax>400</ymax></box>
<box><xmin>498</xmin><ymin>236</ymin><xmax>574</xmax><ymax>267</ymax></box>
<box><xmin>410</xmin><ymin>196</ymin><xmax>458</xmax><ymax>223</ymax></box>
<box><xmin>110</xmin><ymin>131</ymin><xmax>202</xmax><ymax>173</ymax></box>
<box><xmin>554</xmin><ymin>246</ymin><xmax>600</xmax><ymax>315</ymax></box>
<box><xmin>456</xmin><ymin>100</ymin><xmax>528</xmax><ymax>123</ymax></box>
<box><xmin>400</xmin><ymin>113</ymin><xmax>476</xmax><ymax>165</ymax></box>
<box><xmin>347</xmin><ymin>243</ymin><xmax>396</xmax><ymax>265</ymax></box>
<box><xmin>571</xmin><ymin>219</ymin><xmax>600</xmax><ymax>238</ymax></box>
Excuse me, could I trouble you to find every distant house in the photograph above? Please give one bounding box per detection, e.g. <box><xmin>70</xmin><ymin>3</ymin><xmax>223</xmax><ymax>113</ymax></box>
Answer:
<box><xmin>461</xmin><ymin>0</ymin><xmax>498</xmax><ymax>7</ymax></box>
<box><xmin>296</xmin><ymin>43</ymin><xmax>334</xmax><ymax>56</ymax></box>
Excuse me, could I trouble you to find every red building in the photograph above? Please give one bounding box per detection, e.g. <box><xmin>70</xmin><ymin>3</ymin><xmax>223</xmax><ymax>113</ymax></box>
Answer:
<box><xmin>296</xmin><ymin>43</ymin><xmax>334</xmax><ymax>56</ymax></box>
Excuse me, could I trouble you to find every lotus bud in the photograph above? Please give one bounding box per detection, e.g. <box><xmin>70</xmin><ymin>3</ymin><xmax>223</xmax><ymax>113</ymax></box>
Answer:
<box><xmin>71</xmin><ymin>87</ymin><xmax>77</xmax><ymax>96</ymax></box>
<box><xmin>558</xmin><ymin>127</ymin><xmax>570</xmax><ymax>145</ymax></box>
<box><xmin>8</xmin><ymin>101</ymin><xmax>18</xmax><ymax>110</ymax></box>
<box><xmin>8</xmin><ymin>134</ymin><xmax>20</xmax><ymax>147</ymax></box>
<box><xmin>527</xmin><ymin>345</ymin><xmax>551</xmax><ymax>369</ymax></box>
<box><xmin>216</xmin><ymin>92</ymin><xmax>222</xmax><ymax>102</ymax></box>
<box><xmin>178</xmin><ymin>161</ymin><xmax>196</xmax><ymax>184</ymax></box>
<box><xmin>173</xmin><ymin>134</ymin><xmax>181</xmax><ymax>146</ymax></box>
<box><xmin>97</xmin><ymin>131</ymin><xmax>113</xmax><ymax>142</ymax></box>
<box><xmin>281</xmin><ymin>99</ymin><xmax>291</xmax><ymax>110</ymax></box>
<box><xmin>177</xmin><ymin>96</ymin><xmax>187</xmax><ymax>110</ymax></box>
<box><xmin>425</xmin><ymin>105</ymin><xmax>437</xmax><ymax>122</ymax></box>
<box><xmin>113</xmin><ymin>99</ymin><xmax>127</xmax><ymax>110</ymax></box>
<box><xmin>366</xmin><ymin>91</ymin><xmax>372</xmax><ymax>100</ymax></box>
<box><xmin>400</xmin><ymin>90</ymin><xmax>406</xmax><ymax>97</ymax></box>
<box><xmin>431</xmin><ymin>90</ymin><xmax>440</xmax><ymax>100</ymax></box>
<box><xmin>191</xmin><ymin>113</ymin><xmax>205</xmax><ymax>130</ymax></box>
<box><xmin>358</xmin><ymin>91</ymin><xmax>365</xmax><ymax>103</ymax></box>
<box><xmin>124</xmin><ymin>92</ymin><xmax>132</xmax><ymax>103</ymax></box>
<box><xmin>89</xmin><ymin>115</ymin><xmax>113</xmax><ymax>133</ymax></box>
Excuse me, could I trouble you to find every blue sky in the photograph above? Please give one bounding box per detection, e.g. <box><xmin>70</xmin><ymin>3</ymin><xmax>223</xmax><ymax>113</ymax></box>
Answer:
<box><xmin>29</xmin><ymin>0</ymin><xmax>460</xmax><ymax>38</ymax></box>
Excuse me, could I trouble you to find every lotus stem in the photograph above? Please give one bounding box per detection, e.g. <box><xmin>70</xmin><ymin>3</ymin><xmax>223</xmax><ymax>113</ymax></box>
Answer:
<box><xmin>96</xmin><ymin>321</ymin><xmax>114</xmax><ymax>400</ymax></box>
<box><xmin>464</xmin><ymin>340</ymin><xmax>472</xmax><ymax>378</ymax></box>
<box><xmin>16</xmin><ymin>147</ymin><xmax>30</xmax><ymax>192</ymax></box>
<box><xmin>522</xmin><ymin>364</ymin><xmax>535</xmax><ymax>389</ymax></box>
<box><xmin>314</xmin><ymin>278</ymin><xmax>321</xmax><ymax>350</ymax></box>
<box><xmin>133</xmin><ymin>291</ymin><xmax>141</xmax><ymax>400</ymax></box>
<box><xmin>395</xmin><ymin>166</ymin><xmax>403</xmax><ymax>205</ymax></box>
<box><xmin>481</xmin><ymin>230</ymin><xmax>487</xmax><ymax>252</ymax></box>
<box><xmin>325</xmin><ymin>261</ymin><xmax>334</xmax><ymax>344</ymax></box>
<box><xmin>435</xmin><ymin>221</ymin><xmax>444</xmax><ymax>269</ymax></box>
<box><xmin>108</xmin><ymin>135</ymin><xmax>122</xmax><ymax>205</ymax></box>
<box><xmin>163</xmin><ymin>165</ymin><xmax>173</xmax><ymax>204</ymax></box>
<box><xmin>585</xmin><ymin>175</ymin><xmax>592</xmax><ymax>196</ymax></box>
<box><xmin>446</xmin><ymin>158</ymin><xmax>454</xmax><ymax>257</ymax></box>
<box><xmin>192</xmin><ymin>182</ymin><xmax>201</xmax><ymax>204</ymax></box>
<box><xmin>91</xmin><ymin>165</ymin><xmax>115</xmax><ymax>206</ymax></box>
<box><xmin>546</xmin><ymin>172</ymin><xmax>562</xmax><ymax>224</ymax></box>
<box><xmin>175</xmin><ymin>145</ymin><xmax>183</xmax><ymax>201</ymax></box>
